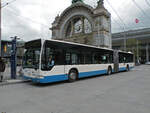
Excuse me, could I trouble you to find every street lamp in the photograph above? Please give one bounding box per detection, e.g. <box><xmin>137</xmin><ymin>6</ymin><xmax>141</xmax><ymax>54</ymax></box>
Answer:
<box><xmin>10</xmin><ymin>36</ymin><xmax>20</xmax><ymax>79</ymax></box>
<box><xmin>0</xmin><ymin>0</ymin><xmax>2</xmax><ymax>57</ymax></box>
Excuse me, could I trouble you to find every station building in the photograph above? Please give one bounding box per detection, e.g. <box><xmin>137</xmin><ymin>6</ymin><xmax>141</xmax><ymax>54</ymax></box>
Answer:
<box><xmin>112</xmin><ymin>28</ymin><xmax>150</xmax><ymax>64</ymax></box>
<box><xmin>50</xmin><ymin>0</ymin><xmax>150</xmax><ymax>64</ymax></box>
<box><xmin>51</xmin><ymin>0</ymin><xmax>112</xmax><ymax>48</ymax></box>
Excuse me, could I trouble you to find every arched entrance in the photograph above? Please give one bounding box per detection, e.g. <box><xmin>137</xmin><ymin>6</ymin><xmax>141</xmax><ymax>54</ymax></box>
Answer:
<box><xmin>51</xmin><ymin>0</ymin><xmax>112</xmax><ymax>48</ymax></box>
<box><xmin>65</xmin><ymin>16</ymin><xmax>92</xmax><ymax>38</ymax></box>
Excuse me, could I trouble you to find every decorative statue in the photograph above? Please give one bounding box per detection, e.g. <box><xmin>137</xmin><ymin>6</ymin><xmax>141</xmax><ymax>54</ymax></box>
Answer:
<box><xmin>97</xmin><ymin>0</ymin><xmax>104</xmax><ymax>7</ymax></box>
<box><xmin>72</xmin><ymin>0</ymin><xmax>83</xmax><ymax>4</ymax></box>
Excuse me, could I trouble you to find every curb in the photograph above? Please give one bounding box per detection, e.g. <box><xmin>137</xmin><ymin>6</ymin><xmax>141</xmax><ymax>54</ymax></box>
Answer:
<box><xmin>0</xmin><ymin>79</ymin><xmax>30</xmax><ymax>86</ymax></box>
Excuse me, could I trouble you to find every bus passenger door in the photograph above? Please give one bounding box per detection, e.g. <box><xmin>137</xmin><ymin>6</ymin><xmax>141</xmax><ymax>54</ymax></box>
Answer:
<box><xmin>113</xmin><ymin>50</ymin><xmax>119</xmax><ymax>72</ymax></box>
<box><xmin>64</xmin><ymin>52</ymin><xmax>78</xmax><ymax>74</ymax></box>
<box><xmin>64</xmin><ymin>52</ymin><xmax>71</xmax><ymax>75</ymax></box>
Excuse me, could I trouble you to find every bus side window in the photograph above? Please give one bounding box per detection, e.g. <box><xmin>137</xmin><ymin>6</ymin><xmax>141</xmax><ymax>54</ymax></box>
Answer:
<box><xmin>119</xmin><ymin>54</ymin><xmax>122</xmax><ymax>63</ymax></box>
<box><xmin>84</xmin><ymin>54</ymin><xmax>92</xmax><ymax>64</ymax></box>
<box><xmin>54</xmin><ymin>50</ymin><xmax>64</xmax><ymax>65</ymax></box>
<box><xmin>101</xmin><ymin>54</ymin><xmax>110</xmax><ymax>64</ymax></box>
<box><xmin>92</xmin><ymin>53</ymin><xmax>99</xmax><ymax>64</ymax></box>
<box><xmin>124</xmin><ymin>57</ymin><xmax>126</xmax><ymax>63</ymax></box>
<box><xmin>72</xmin><ymin>53</ymin><xmax>78</xmax><ymax>65</ymax></box>
<box><xmin>65</xmin><ymin>53</ymin><xmax>71</xmax><ymax>65</ymax></box>
<box><xmin>78</xmin><ymin>54</ymin><xmax>84</xmax><ymax>64</ymax></box>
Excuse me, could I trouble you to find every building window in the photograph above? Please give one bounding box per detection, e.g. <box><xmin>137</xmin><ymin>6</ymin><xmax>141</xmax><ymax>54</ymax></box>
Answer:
<box><xmin>65</xmin><ymin>17</ymin><xmax>92</xmax><ymax>37</ymax></box>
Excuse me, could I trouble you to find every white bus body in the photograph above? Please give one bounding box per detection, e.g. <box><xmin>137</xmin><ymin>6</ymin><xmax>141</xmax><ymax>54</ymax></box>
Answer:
<box><xmin>23</xmin><ymin>39</ymin><xmax>134</xmax><ymax>83</ymax></box>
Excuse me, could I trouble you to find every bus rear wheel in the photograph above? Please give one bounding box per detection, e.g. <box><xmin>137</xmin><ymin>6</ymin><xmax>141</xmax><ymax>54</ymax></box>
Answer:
<box><xmin>68</xmin><ymin>70</ymin><xmax>78</xmax><ymax>82</ymax></box>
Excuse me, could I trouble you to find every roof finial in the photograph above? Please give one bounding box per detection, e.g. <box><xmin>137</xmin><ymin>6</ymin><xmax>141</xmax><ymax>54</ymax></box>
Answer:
<box><xmin>97</xmin><ymin>0</ymin><xmax>104</xmax><ymax>8</ymax></box>
<box><xmin>72</xmin><ymin>0</ymin><xmax>84</xmax><ymax>4</ymax></box>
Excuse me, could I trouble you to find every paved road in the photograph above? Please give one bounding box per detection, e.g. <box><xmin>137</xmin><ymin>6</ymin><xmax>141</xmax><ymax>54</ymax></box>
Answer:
<box><xmin>0</xmin><ymin>65</ymin><xmax>150</xmax><ymax>113</ymax></box>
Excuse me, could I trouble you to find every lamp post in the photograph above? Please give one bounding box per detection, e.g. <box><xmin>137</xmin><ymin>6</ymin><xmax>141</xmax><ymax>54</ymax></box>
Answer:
<box><xmin>10</xmin><ymin>36</ymin><xmax>20</xmax><ymax>79</ymax></box>
<box><xmin>0</xmin><ymin>0</ymin><xmax>2</xmax><ymax>57</ymax></box>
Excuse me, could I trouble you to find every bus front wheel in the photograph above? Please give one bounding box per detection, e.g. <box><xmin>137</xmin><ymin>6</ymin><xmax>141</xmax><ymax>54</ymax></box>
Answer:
<box><xmin>68</xmin><ymin>70</ymin><xmax>78</xmax><ymax>82</ymax></box>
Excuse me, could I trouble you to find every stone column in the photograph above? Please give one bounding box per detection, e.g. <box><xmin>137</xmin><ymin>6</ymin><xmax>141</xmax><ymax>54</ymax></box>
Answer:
<box><xmin>71</xmin><ymin>20</ymin><xmax>74</xmax><ymax>36</ymax></box>
<box><xmin>97</xmin><ymin>17</ymin><xmax>101</xmax><ymax>46</ymax></box>
<box><xmin>146</xmin><ymin>43</ymin><xmax>149</xmax><ymax>62</ymax></box>
<box><xmin>81</xmin><ymin>17</ymin><xmax>85</xmax><ymax>33</ymax></box>
<box><xmin>136</xmin><ymin>40</ymin><xmax>139</xmax><ymax>61</ymax></box>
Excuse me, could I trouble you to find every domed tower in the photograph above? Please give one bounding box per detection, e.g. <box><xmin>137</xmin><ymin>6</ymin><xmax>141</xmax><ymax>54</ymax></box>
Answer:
<box><xmin>50</xmin><ymin>0</ymin><xmax>112</xmax><ymax>48</ymax></box>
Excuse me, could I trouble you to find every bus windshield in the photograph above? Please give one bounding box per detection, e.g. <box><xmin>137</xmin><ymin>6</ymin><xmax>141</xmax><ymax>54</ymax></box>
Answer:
<box><xmin>23</xmin><ymin>48</ymin><xmax>41</xmax><ymax>69</ymax></box>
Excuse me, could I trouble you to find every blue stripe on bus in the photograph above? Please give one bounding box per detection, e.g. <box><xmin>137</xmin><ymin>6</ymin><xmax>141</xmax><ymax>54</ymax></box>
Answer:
<box><xmin>119</xmin><ymin>67</ymin><xmax>127</xmax><ymax>71</ymax></box>
<box><xmin>79</xmin><ymin>69</ymin><xmax>107</xmax><ymax>78</ymax></box>
<box><xmin>119</xmin><ymin>66</ymin><xmax>134</xmax><ymax>72</ymax></box>
<box><xmin>23</xmin><ymin>66</ymin><xmax>134</xmax><ymax>83</ymax></box>
<box><xmin>40</xmin><ymin>74</ymin><xmax>68</xmax><ymax>83</ymax></box>
<box><xmin>23</xmin><ymin>69</ymin><xmax>107</xmax><ymax>83</ymax></box>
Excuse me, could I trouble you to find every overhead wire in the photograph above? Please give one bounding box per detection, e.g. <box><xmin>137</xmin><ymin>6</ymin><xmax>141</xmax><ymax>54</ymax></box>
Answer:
<box><xmin>40</xmin><ymin>0</ymin><xmax>49</xmax><ymax>39</ymax></box>
<box><xmin>111</xmin><ymin>17</ymin><xmax>124</xmax><ymax>31</ymax></box>
<box><xmin>5</xmin><ymin>7</ymin><xmax>50</xmax><ymax>28</ymax></box>
<box><xmin>1</xmin><ymin>0</ymin><xmax>17</xmax><ymax>8</ymax></box>
<box><xmin>2</xmin><ymin>0</ymin><xmax>150</xmax><ymax>36</ymax></box>
<box><xmin>145</xmin><ymin>0</ymin><xmax>150</xmax><ymax>8</ymax></box>
<box><xmin>105</xmin><ymin>0</ymin><xmax>127</xmax><ymax>30</ymax></box>
<box><xmin>105</xmin><ymin>1</ymin><xmax>125</xmax><ymax>31</ymax></box>
<box><xmin>132</xmin><ymin>0</ymin><xmax>150</xmax><ymax>20</ymax></box>
<box><xmin>106</xmin><ymin>0</ymin><xmax>148</xmax><ymax>32</ymax></box>
<box><xmin>2</xmin><ymin>0</ymin><xmax>51</xmax><ymax>40</ymax></box>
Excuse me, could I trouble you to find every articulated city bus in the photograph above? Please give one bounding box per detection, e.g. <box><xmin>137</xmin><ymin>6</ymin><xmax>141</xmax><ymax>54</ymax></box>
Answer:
<box><xmin>22</xmin><ymin>39</ymin><xmax>134</xmax><ymax>83</ymax></box>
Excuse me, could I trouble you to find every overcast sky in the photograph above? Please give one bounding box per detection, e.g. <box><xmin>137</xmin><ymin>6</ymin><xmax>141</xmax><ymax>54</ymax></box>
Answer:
<box><xmin>2</xmin><ymin>0</ymin><xmax>150</xmax><ymax>41</ymax></box>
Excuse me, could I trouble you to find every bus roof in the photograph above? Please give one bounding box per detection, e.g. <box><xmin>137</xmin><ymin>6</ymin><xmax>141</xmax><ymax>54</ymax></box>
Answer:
<box><xmin>25</xmin><ymin>38</ymin><xmax>133</xmax><ymax>54</ymax></box>
<box><xmin>47</xmin><ymin>39</ymin><xmax>113</xmax><ymax>51</ymax></box>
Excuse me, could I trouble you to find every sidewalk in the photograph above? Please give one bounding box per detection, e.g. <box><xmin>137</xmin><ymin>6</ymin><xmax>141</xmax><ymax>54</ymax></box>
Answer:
<box><xmin>0</xmin><ymin>79</ymin><xmax>30</xmax><ymax>86</ymax></box>
<box><xmin>0</xmin><ymin>66</ymin><xmax>30</xmax><ymax>85</ymax></box>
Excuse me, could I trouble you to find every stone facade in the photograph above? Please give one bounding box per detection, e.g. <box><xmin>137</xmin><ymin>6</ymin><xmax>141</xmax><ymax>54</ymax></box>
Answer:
<box><xmin>50</xmin><ymin>0</ymin><xmax>112</xmax><ymax>48</ymax></box>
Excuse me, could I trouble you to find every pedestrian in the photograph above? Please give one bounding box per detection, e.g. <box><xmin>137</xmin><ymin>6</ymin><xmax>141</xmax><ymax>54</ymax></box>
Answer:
<box><xmin>0</xmin><ymin>57</ymin><xmax>6</xmax><ymax>82</ymax></box>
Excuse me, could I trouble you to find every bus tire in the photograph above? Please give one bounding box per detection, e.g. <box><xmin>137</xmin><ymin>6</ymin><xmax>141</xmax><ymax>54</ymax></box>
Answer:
<box><xmin>107</xmin><ymin>66</ymin><xmax>112</xmax><ymax>75</ymax></box>
<box><xmin>68</xmin><ymin>70</ymin><xmax>78</xmax><ymax>82</ymax></box>
<box><xmin>126</xmin><ymin>65</ymin><xmax>130</xmax><ymax>71</ymax></box>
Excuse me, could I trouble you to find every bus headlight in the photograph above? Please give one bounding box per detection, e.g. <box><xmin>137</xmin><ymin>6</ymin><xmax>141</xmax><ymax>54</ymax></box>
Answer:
<box><xmin>36</xmin><ymin>75</ymin><xmax>44</xmax><ymax>78</ymax></box>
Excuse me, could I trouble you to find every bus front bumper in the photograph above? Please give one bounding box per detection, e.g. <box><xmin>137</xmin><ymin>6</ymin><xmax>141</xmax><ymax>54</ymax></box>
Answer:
<box><xmin>23</xmin><ymin>75</ymin><xmax>45</xmax><ymax>83</ymax></box>
<box><xmin>23</xmin><ymin>74</ymin><xmax>68</xmax><ymax>83</ymax></box>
